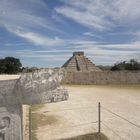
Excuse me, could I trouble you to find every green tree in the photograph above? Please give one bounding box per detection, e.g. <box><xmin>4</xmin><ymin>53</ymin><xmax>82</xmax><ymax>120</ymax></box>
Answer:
<box><xmin>0</xmin><ymin>57</ymin><xmax>22</xmax><ymax>74</ymax></box>
<box><xmin>111</xmin><ymin>59</ymin><xmax>140</xmax><ymax>71</ymax></box>
<box><xmin>0</xmin><ymin>59</ymin><xmax>6</xmax><ymax>73</ymax></box>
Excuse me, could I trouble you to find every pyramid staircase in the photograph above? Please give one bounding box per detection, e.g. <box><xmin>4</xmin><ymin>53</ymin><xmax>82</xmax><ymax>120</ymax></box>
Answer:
<box><xmin>62</xmin><ymin>52</ymin><xmax>101</xmax><ymax>72</ymax></box>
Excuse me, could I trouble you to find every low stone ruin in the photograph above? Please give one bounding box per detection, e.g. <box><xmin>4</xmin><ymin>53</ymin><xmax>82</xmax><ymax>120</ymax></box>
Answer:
<box><xmin>0</xmin><ymin>68</ymin><xmax>68</xmax><ymax>140</ymax></box>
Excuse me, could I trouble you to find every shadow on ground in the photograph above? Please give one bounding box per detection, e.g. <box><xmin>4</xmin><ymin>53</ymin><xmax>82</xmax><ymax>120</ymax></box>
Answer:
<box><xmin>59</xmin><ymin>132</ymin><xmax>109</xmax><ymax>140</ymax></box>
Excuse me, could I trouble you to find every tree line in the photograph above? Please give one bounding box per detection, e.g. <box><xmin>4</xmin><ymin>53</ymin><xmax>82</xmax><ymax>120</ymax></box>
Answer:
<box><xmin>111</xmin><ymin>59</ymin><xmax>140</xmax><ymax>71</ymax></box>
<box><xmin>97</xmin><ymin>59</ymin><xmax>140</xmax><ymax>71</ymax></box>
<box><xmin>0</xmin><ymin>57</ymin><xmax>140</xmax><ymax>74</ymax></box>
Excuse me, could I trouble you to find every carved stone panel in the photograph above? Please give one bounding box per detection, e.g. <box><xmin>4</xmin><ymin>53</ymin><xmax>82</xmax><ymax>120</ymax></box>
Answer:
<box><xmin>0</xmin><ymin>107</ymin><xmax>22</xmax><ymax>140</ymax></box>
<box><xmin>0</xmin><ymin>108</ymin><xmax>11</xmax><ymax>140</ymax></box>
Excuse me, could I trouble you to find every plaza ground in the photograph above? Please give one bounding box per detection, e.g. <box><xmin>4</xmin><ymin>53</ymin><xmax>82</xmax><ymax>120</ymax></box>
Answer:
<box><xmin>32</xmin><ymin>85</ymin><xmax>140</xmax><ymax>140</ymax></box>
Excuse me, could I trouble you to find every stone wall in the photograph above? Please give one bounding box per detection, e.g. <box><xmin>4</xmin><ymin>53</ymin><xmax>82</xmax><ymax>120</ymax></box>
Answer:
<box><xmin>62</xmin><ymin>71</ymin><xmax>140</xmax><ymax>84</ymax></box>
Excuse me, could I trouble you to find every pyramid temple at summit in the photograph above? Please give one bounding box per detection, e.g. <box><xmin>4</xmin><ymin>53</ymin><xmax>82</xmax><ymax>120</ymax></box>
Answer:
<box><xmin>62</xmin><ymin>51</ymin><xmax>101</xmax><ymax>72</ymax></box>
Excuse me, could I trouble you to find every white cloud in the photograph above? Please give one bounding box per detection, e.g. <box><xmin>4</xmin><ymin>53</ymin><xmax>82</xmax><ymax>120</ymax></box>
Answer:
<box><xmin>6</xmin><ymin>28</ymin><xmax>99</xmax><ymax>47</ymax></box>
<box><xmin>81</xmin><ymin>42</ymin><xmax>140</xmax><ymax>65</ymax></box>
<box><xmin>56</xmin><ymin>0</ymin><xmax>140</xmax><ymax>31</ymax></box>
<box><xmin>4</xmin><ymin>43</ymin><xmax>27</xmax><ymax>47</ymax></box>
<box><xmin>0</xmin><ymin>0</ymin><xmax>61</xmax><ymax>35</ymax></box>
<box><xmin>100</xmin><ymin>43</ymin><xmax>140</xmax><ymax>50</ymax></box>
<box><xmin>114</xmin><ymin>0</ymin><xmax>140</xmax><ymax>23</ymax></box>
<box><xmin>11</xmin><ymin>30</ymin><xmax>65</xmax><ymax>46</ymax></box>
<box><xmin>55</xmin><ymin>6</ymin><xmax>112</xmax><ymax>31</ymax></box>
<box><xmin>68</xmin><ymin>40</ymin><xmax>98</xmax><ymax>46</ymax></box>
<box><xmin>83</xmin><ymin>32</ymin><xmax>103</xmax><ymax>39</ymax></box>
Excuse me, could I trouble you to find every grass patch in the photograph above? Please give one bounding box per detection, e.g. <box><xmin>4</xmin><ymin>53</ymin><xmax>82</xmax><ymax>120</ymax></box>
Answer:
<box><xmin>31</xmin><ymin>104</ymin><xmax>45</xmax><ymax>112</ymax></box>
<box><xmin>31</xmin><ymin>113</ymin><xmax>48</xmax><ymax>140</ymax></box>
<box><xmin>30</xmin><ymin>104</ymin><xmax>45</xmax><ymax>140</ymax></box>
<box><xmin>60</xmin><ymin>132</ymin><xmax>109</xmax><ymax>140</ymax></box>
<box><xmin>32</xmin><ymin>132</ymin><xmax>38</xmax><ymax>140</ymax></box>
<box><xmin>32</xmin><ymin>113</ymin><xmax>58</xmax><ymax>130</ymax></box>
<box><xmin>31</xmin><ymin>111</ymin><xmax>58</xmax><ymax>140</ymax></box>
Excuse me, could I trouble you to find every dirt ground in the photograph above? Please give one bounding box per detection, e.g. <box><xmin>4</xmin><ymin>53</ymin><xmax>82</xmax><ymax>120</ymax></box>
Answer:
<box><xmin>33</xmin><ymin>85</ymin><xmax>140</xmax><ymax>140</ymax></box>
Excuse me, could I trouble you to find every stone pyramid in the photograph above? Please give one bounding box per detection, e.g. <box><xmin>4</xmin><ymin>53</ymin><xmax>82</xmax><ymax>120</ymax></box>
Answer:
<box><xmin>62</xmin><ymin>52</ymin><xmax>101</xmax><ymax>72</ymax></box>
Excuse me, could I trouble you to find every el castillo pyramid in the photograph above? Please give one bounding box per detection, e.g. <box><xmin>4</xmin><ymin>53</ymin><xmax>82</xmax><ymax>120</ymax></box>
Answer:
<box><xmin>62</xmin><ymin>52</ymin><xmax>101</xmax><ymax>72</ymax></box>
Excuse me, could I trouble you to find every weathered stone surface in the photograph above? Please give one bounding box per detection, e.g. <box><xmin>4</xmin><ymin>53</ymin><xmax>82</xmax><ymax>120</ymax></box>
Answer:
<box><xmin>0</xmin><ymin>68</ymin><xmax>68</xmax><ymax>140</ymax></box>
<box><xmin>14</xmin><ymin>68</ymin><xmax>68</xmax><ymax>104</ymax></box>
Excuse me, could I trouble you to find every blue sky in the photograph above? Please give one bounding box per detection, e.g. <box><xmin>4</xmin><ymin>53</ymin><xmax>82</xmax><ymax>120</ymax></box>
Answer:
<box><xmin>0</xmin><ymin>0</ymin><xmax>140</xmax><ymax>67</ymax></box>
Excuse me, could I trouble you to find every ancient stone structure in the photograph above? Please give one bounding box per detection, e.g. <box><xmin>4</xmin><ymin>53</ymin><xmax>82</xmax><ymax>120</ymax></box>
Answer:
<box><xmin>62</xmin><ymin>52</ymin><xmax>140</xmax><ymax>84</ymax></box>
<box><xmin>62</xmin><ymin>52</ymin><xmax>101</xmax><ymax>72</ymax></box>
<box><xmin>0</xmin><ymin>68</ymin><xmax>68</xmax><ymax>140</ymax></box>
<box><xmin>62</xmin><ymin>71</ymin><xmax>140</xmax><ymax>84</ymax></box>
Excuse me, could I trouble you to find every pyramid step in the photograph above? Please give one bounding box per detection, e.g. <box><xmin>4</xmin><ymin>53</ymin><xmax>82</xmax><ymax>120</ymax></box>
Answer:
<box><xmin>62</xmin><ymin>52</ymin><xmax>101</xmax><ymax>72</ymax></box>
<box><xmin>75</xmin><ymin>56</ymin><xmax>88</xmax><ymax>71</ymax></box>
